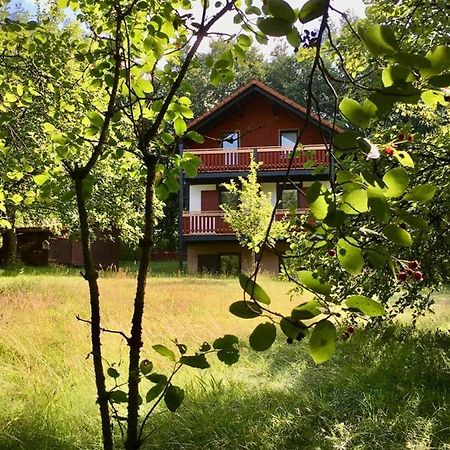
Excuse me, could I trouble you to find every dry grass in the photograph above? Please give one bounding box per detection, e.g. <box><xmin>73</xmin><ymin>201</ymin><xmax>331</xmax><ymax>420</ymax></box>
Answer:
<box><xmin>0</xmin><ymin>271</ymin><xmax>449</xmax><ymax>450</ymax></box>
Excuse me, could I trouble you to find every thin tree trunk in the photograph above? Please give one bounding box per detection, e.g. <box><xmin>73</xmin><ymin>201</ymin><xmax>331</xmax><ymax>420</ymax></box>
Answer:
<box><xmin>74</xmin><ymin>177</ymin><xmax>114</xmax><ymax>450</ymax></box>
<box><xmin>125</xmin><ymin>158</ymin><xmax>157</xmax><ymax>450</ymax></box>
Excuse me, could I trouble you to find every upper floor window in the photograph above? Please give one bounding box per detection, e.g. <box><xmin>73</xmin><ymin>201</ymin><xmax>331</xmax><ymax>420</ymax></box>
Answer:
<box><xmin>221</xmin><ymin>131</ymin><xmax>239</xmax><ymax>149</ymax></box>
<box><xmin>280</xmin><ymin>130</ymin><xmax>298</xmax><ymax>148</ymax></box>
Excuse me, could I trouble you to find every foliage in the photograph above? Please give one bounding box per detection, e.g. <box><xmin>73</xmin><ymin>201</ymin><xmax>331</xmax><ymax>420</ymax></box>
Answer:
<box><xmin>228</xmin><ymin>0</ymin><xmax>450</xmax><ymax>367</ymax></box>
<box><xmin>221</xmin><ymin>158</ymin><xmax>289</xmax><ymax>253</ymax></box>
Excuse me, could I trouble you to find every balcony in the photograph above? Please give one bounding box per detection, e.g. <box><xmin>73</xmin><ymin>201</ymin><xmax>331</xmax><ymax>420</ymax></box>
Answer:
<box><xmin>186</xmin><ymin>145</ymin><xmax>329</xmax><ymax>173</ymax></box>
<box><xmin>182</xmin><ymin>210</ymin><xmax>306</xmax><ymax>235</ymax></box>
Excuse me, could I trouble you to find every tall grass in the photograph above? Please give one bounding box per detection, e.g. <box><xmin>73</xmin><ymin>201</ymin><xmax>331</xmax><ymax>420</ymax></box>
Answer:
<box><xmin>0</xmin><ymin>270</ymin><xmax>449</xmax><ymax>449</ymax></box>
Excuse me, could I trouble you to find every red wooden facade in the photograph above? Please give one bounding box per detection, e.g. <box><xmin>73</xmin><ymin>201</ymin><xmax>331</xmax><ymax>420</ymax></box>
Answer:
<box><xmin>181</xmin><ymin>80</ymin><xmax>338</xmax><ymax>272</ymax></box>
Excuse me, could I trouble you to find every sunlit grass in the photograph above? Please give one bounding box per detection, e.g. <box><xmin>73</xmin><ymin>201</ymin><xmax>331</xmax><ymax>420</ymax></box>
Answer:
<box><xmin>0</xmin><ymin>269</ymin><xmax>449</xmax><ymax>449</ymax></box>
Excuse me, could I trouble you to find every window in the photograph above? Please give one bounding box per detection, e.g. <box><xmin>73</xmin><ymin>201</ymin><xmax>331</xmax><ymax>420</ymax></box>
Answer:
<box><xmin>221</xmin><ymin>131</ymin><xmax>239</xmax><ymax>165</ymax></box>
<box><xmin>198</xmin><ymin>253</ymin><xmax>241</xmax><ymax>275</ymax></box>
<box><xmin>280</xmin><ymin>130</ymin><xmax>298</xmax><ymax>148</ymax></box>
<box><xmin>221</xmin><ymin>131</ymin><xmax>239</xmax><ymax>149</ymax></box>
<box><xmin>219</xmin><ymin>254</ymin><xmax>241</xmax><ymax>275</ymax></box>
<box><xmin>198</xmin><ymin>255</ymin><xmax>219</xmax><ymax>274</ymax></box>
<box><xmin>281</xmin><ymin>189</ymin><xmax>298</xmax><ymax>210</ymax></box>
<box><xmin>219</xmin><ymin>186</ymin><xmax>239</xmax><ymax>209</ymax></box>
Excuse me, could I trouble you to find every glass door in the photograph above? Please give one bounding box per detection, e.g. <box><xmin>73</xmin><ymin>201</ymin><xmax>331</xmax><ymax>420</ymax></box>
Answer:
<box><xmin>221</xmin><ymin>131</ymin><xmax>239</xmax><ymax>166</ymax></box>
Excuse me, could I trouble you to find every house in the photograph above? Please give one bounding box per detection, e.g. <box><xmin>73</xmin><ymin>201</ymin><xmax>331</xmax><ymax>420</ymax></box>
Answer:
<box><xmin>179</xmin><ymin>80</ymin><xmax>339</xmax><ymax>275</ymax></box>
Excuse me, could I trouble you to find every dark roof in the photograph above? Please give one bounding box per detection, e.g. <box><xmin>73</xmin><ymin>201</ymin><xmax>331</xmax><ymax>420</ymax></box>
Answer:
<box><xmin>188</xmin><ymin>79</ymin><xmax>343</xmax><ymax>134</ymax></box>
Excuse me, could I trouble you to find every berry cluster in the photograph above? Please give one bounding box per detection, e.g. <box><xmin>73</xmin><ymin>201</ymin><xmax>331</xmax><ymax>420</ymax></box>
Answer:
<box><xmin>384</xmin><ymin>133</ymin><xmax>414</xmax><ymax>156</ymax></box>
<box><xmin>397</xmin><ymin>260</ymin><xmax>424</xmax><ymax>282</ymax></box>
<box><xmin>342</xmin><ymin>325</ymin><xmax>355</xmax><ymax>341</ymax></box>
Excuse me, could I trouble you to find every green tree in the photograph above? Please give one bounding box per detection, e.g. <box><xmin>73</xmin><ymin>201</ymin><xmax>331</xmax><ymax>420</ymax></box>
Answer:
<box><xmin>221</xmin><ymin>158</ymin><xmax>289</xmax><ymax>253</ymax></box>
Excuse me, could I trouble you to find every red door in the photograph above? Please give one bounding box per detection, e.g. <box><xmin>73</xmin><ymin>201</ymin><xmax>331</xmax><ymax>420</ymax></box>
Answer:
<box><xmin>201</xmin><ymin>190</ymin><xmax>219</xmax><ymax>211</ymax></box>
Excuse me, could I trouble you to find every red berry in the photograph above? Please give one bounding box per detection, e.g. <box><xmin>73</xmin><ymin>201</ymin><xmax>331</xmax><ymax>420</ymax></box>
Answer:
<box><xmin>328</xmin><ymin>249</ymin><xmax>336</xmax><ymax>257</ymax></box>
<box><xmin>408</xmin><ymin>260</ymin><xmax>419</xmax><ymax>270</ymax></box>
<box><xmin>397</xmin><ymin>133</ymin><xmax>405</xmax><ymax>141</ymax></box>
<box><xmin>406</xmin><ymin>268</ymin><xmax>413</xmax><ymax>276</ymax></box>
<box><xmin>397</xmin><ymin>271</ymin><xmax>408</xmax><ymax>281</ymax></box>
<box><xmin>385</xmin><ymin>146</ymin><xmax>395</xmax><ymax>156</ymax></box>
<box><xmin>413</xmin><ymin>271</ymin><xmax>423</xmax><ymax>281</ymax></box>
<box><xmin>407</xmin><ymin>135</ymin><xmax>414</xmax><ymax>143</ymax></box>
<box><xmin>347</xmin><ymin>326</ymin><xmax>355</xmax><ymax>334</ymax></box>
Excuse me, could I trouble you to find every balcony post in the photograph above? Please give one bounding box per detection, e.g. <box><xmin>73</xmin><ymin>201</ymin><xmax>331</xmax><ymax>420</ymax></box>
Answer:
<box><xmin>253</xmin><ymin>147</ymin><xmax>258</xmax><ymax>163</ymax></box>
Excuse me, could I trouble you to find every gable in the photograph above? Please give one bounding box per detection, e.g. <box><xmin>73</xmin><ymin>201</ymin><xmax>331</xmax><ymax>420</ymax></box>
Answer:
<box><xmin>185</xmin><ymin>80</ymin><xmax>339</xmax><ymax>151</ymax></box>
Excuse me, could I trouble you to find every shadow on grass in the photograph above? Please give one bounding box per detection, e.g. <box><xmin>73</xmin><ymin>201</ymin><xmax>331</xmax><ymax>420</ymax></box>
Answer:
<box><xmin>146</xmin><ymin>325</ymin><xmax>450</xmax><ymax>449</ymax></box>
<box><xmin>1</xmin><ymin>325</ymin><xmax>450</xmax><ymax>449</ymax></box>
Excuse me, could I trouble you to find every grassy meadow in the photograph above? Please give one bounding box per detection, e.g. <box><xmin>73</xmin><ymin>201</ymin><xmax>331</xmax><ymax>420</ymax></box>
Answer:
<box><xmin>0</xmin><ymin>266</ymin><xmax>449</xmax><ymax>449</ymax></box>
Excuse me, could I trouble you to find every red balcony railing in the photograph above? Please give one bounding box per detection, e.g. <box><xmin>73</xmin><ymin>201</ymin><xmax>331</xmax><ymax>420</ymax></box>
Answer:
<box><xmin>186</xmin><ymin>145</ymin><xmax>329</xmax><ymax>173</ymax></box>
<box><xmin>182</xmin><ymin>209</ymin><xmax>306</xmax><ymax>235</ymax></box>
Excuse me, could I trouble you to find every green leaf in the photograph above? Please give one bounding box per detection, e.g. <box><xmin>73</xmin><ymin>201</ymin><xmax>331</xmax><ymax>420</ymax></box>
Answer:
<box><xmin>152</xmin><ymin>344</ymin><xmax>176</xmax><ymax>361</ymax></box>
<box><xmin>367</xmin><ymin>245</ymin><xmax>388</xmax><ymax>269</ymax></box>
<box><xmin>299</xmin><ymin>0</ymin><xmax>327</xmax><ymax>24</ymax></box>
<box><xmin>367</xmin><ymin>186</ymin><xmax>390</xmax><ymax>222</ymax></box>
<box><xmin>382</xmin><ymin>65</ymin><xmax>414</xmax><ymax>87</ymax></box>
<box><xmin>147</xmin><ymin>373</ymin><xmax>167</xmax><ymax>384</ymax></box>
<box><xmin>286</xmin><ymin>28</ymin><xmax>301</xmax><ymax>48</ymax></box>
<box><xmin>174</xmin><ymin>118</ymin><xmax>187</xmax><ymax>136</ymax></box>
<box><xmin>156</xmin><ymin>184</ymin><xmax>170</xmax><ymax>201</ymax></box>
<box><xmin>146</xmin><ymin>383</ymin><xmax>165</xmax><ymax>402</ymax></box>
<box><xmin>420</xmin><ymin>45</ymin><xmax>450</xmax><ymax>78</ymax></box>
<box><xmin>110</xmin><ymin>390</ymin><xmax>127</xmax><ymax>404</ymax></box>
<box><xmin>383</xmin><ymin>167</ymin><xmax>410</xmax><ymax>198</ymax></box>
<box><xmin>337</xmin><ymin>237</ymin><xmax>364</xmax><ymax>275</ymax></box>
<box><xmin>404</xmin><ymin>184</ymin><xmax>436</xmax><ymax>202</ymax></box>
<box><xmin>345</xmin><ymin>295</ymin><xmax>385</xmax><ymax>317</ymax></box>
<box><xmin>87</xmin><ymin>111</ymin><xmax>103</xmax><ymax>128</ymax></box>
<box><xmin>421</xmin><ymin>90</ymin><xmax>446</xmax><ymax>108</ymax></box>
<box><xmin>306</xmin><ymin>181</ymin><xmax>328</xmax><ymax>220</ymax></box>
<box><xmin>297</xmin><ymin>271</ymin><xmax>331</xmax><ymax>296</ymax></box>
<box><xmin>229</xmin><ymin>301</ymin><xmax>262</xmax><ymax>319</ymax></box>
<box><xmin>185</xmin><ymin>131</ymin><xmax>204</xmax><ymax>144</ymax></box>
<box><xmin>107</xmin><ymin>367</ymin><xmax>120</xmax><ymax>379</ymax></box>
<box><xmin>339</xmin><ymin>98</ymin><xmax>371</xmax><ymax>128</ymax></box>
<box><xmin>267</xmin><ymin>0</ymin><xmax>296</xmax><ymax>23</ymax></box>
<box><xmin>34</xmin><ymin>173</ymin><xmax>50</xmax><ymax>186</ymax></box>
<box><xmin>239</xmin><ymin>273</ymin><xmax>271</xmax><ymax>305</ymax></box>
<box><xmin>393</xmin><ymin>149</ymin><xmax>414</xmax><ymax>168</ymax></box>
<box><xmin>256</xmin><ymin>17</ymin><xmax>293</xmax><ymax>37</ymax></box>
<box><xmin>5</xmin><ymin>92</ymin><xmax>17</xmax><ymax>103</ymax></box>
<box><xmin>139</xmin><ymin>359</ymin><xmax>153</xmax><ymax>375</ymax></box>
<box><xmin>340</xmin><ymin>189</ymin><xmax>368</xmax><ymax>215</ymax></box>
<box><xmin>217</xmin><ymin>348</ymin><xmax>240</xmax><ymax>365</ymax></box>
<box><xmin>180</xmin><ymin>354</ymin><xmax>210</xmax><ymax>369</ymax></box>
<box><xmin>213</xmin><ymin>334</ymin><xmax>239</xmax><ymax>349</ymax></box>
<box><xmin>333</xmin><ymin>132</ymin><xmax>360</xmax><ymax>151</ymax></box>
<box><xmin>391</xmin><ymin>52</ymin><xmax>431</xmax><ymax>69</ymax></box>
<box><xmin>10</xmin><ymin>194</ymin><xmax>23</xmax><ymax>205</ymax></box>
<box><xmin>292</xmin><ymin>300</ymin><xmax>322</xmax><ymax>320</ymax></box>
<box><xmin>309</xmin><ymin>320</ymin><xmax>336</xmax><ymax>364</ymax></box>
<box><xmin>136</xmin><ymin>77</ymin><xmax>154</xmax><ymax>93</ymax></box>
<box><xmin>280</xmin><ymin>317</ymin><xmax>299</xmax><ymax>339</ymax></box>
<box><xmin>383</xmin><ymin>224</ymin><xmax>412</xmax><ymax>247</ymax></box>
<box><xmin>428</xmin><ymin>72</ymin><xmax>450</xmax><ymax>88</ymax></box>
<box><xmin>249</xmin><ymin>322</ymin><xmax>277</xmax><ymax>351</ymax></box>
<box><xmin>359</xmin><ymin>24</ymin><xmax>399</xmax><ymax>56</ymax></box>
<box><xmin>164</xmin><ymin>385</ymin><xmax>185</xmax><ymax>412</ymax></box>
<box><xmin>237</xmin><ymin>34</ymin><xmax>252</xmax><ymax>48</ymax></box>
<box><xmin>161</xmin><ymin>132</ymin><xmax>175</xmax><ymax>145</ymax></box>
<box><xmin>395</xmin><ymin>209</ymin><xmax>428</xmax><ymax>229</ymax></box>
